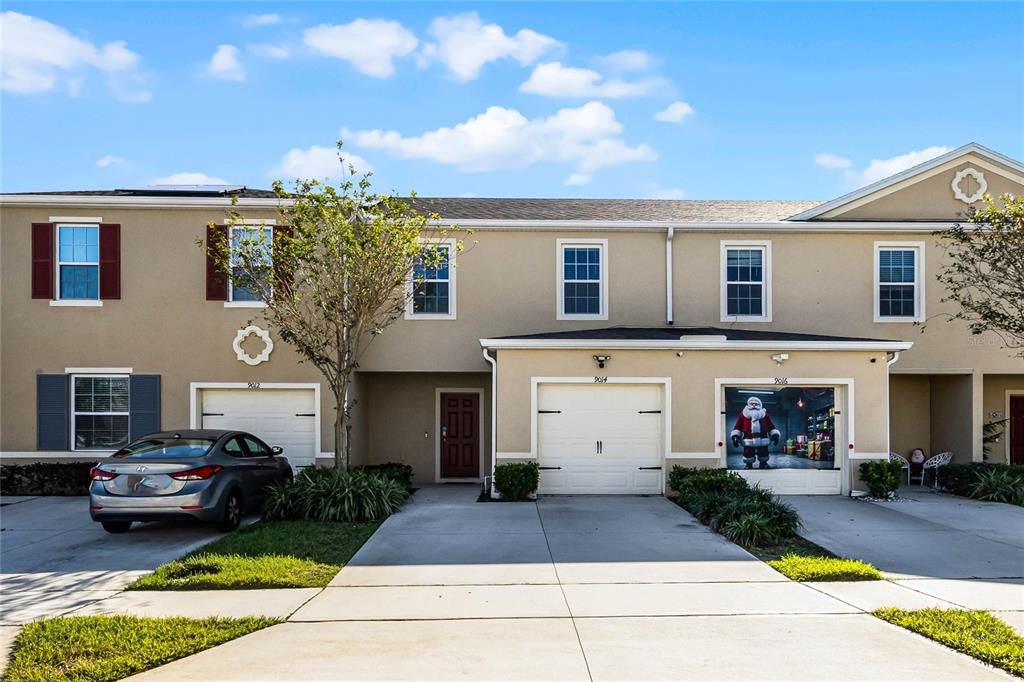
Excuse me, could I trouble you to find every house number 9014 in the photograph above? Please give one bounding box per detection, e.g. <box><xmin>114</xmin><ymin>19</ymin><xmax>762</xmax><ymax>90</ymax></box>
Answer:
<box><xmin>247</xmin><ymin>382</ymin><xmax>262</xmax><ymax>389</ymax></box>
<box><xmin>594</xmin><ymin>376</ymin><xmax>609</xmax><ymax>383</ymax></box>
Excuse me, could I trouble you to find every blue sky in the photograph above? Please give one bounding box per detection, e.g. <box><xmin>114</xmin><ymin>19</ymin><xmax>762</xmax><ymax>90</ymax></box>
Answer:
<box><xmin>2</xmin><ymin>2</ymin><xmax>1022</xmax><ymax>199</ymax></box>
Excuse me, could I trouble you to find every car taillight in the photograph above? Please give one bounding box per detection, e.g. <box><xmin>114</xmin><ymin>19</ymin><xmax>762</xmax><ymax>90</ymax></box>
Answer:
<box><xmin>90</xmin><ymin>468</ymin><xmax>118</xmax><ymax>481</ymax></box>
<box><xmin>169</xmin><ymin>465</ymin><xmax>222</xmax><ymax>481</ymax></box>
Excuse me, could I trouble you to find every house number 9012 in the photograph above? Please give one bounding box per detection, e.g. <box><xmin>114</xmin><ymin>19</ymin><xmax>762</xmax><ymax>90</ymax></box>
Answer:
<box><xmin>594</xmin><ymin>376</ymin><xmax>609</xmax><ymax>383</ymax></box>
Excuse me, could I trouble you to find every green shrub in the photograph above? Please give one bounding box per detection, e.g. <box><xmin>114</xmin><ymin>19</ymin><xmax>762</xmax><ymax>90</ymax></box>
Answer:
<box><xmin>263</xmin><ymin>468</ymin><xmax>408</xmax><ymax>522</ymax></box>
<box><xmin>768</xmin><ymin>554</ymin><xmax>882</xmax><ymax>581</ymax></box>
<box><xmin>941</xmin><ymin>463</ymin><xmax>981</xmax><ymax>496</ymax></box>
<box><xmin>359</xmin><ymin>462</ymin><xmax>414</xmax><ymax>492</ymax></box>
<box><xmin>670</xmin><ymin>466</ymin><xmax>748</xmax><ymax>505</ymax></box>
<box><xmin>858</xmin><ymin>460</ymin><xmax>903</xmax><ymax>498</ymax></box>
<box><xmin>1</xmin><ymin>462</ymin><xmax>95</xmax><ymax>496</ymax></box>
<box><xmin>493</xmin><ymin>461</ymin><xmax>540</xmax><ymax>501</ymax></box>
<box><xmin>968</xmin><ymin>467</ymin><xmax>1024</xmax><ymax>505</ymax></box>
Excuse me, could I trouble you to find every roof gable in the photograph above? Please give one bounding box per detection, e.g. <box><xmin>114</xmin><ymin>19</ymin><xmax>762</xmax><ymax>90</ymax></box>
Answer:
<box><xmin>790</xmin><ymin>143</ymin><xmax>1024</xmax><ymax>221</ymax></box>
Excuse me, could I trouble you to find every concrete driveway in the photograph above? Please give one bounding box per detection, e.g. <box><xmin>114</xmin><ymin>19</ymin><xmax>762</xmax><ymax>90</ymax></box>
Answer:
<box><xmin>0</xmin><ymin>496</ymin><xmax>230</xmax><ymax>624</ymax></box>
<box><xmin>138</xmin><ymin>486</ymin><xmax>1004</xmax><ymax>680</ymax></box>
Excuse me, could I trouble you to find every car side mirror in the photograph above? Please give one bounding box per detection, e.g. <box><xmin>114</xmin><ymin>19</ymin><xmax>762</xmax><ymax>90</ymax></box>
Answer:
<box><xmin>271</xmin><ymin>446</ymin><xmax>283</xmax><ymax>456</ymax></box>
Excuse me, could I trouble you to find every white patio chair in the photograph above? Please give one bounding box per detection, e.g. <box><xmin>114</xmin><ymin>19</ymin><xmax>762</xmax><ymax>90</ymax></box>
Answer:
<box><xmin>889</xmin><ymin>452</ymin><xmax>911</xmax><ymax>486</ymax></box>
<box><xmin>923</xmin><ymin>451</ymin><xmax>953</xmax><ymax>489</ymax></box>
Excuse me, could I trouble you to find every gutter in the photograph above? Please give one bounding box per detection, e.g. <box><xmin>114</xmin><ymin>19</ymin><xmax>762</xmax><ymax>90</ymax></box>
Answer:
<box><xmin>665</xmin><ymin>227</ymin><xmax>674</xmax><ymax>325</ymax></box>
<box><xmin>481</xmin><ymin>348</ymin><xmax>497</xmax><ymax>494</ymax></box>
<box><xmin>479</xmin><ymin>339</ymin><xmax>915</xmax><ymax>352</ymax></box>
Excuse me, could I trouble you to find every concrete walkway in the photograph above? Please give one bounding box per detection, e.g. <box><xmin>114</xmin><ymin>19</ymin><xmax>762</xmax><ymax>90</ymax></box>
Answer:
<box><xmin>785</xmin><ymin>488</ymin><xmax>1024</xmax><ymax>633</ymax></box>
<box><xmin>135</xmin><ymin>486</ymin><xmax>1007</xmax><ymax>680</ymax></box>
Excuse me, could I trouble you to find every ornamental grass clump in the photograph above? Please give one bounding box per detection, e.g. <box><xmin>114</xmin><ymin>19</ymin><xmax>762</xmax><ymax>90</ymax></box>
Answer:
<box><xmin>263</xmin><ymin>467</ymin><xmax>408</xmax><ymax>523</ymax></box>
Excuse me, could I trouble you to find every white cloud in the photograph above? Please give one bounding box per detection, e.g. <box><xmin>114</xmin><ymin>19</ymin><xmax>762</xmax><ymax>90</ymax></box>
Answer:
<box><xmin>0</xmin><ymin>11</ymin><xmax>150</xmax><ymax>101</ymax></box>
<box><xmin>813</xmin><ymin>152</ymin><xmax>852</xmax><ymax>170</ymax></box>
<box><xmin>95</xmin><ymin>155</ymin><xmax>127</xmax><ymax>168</ymax></box>
<box><xmin>596</xmin><ymin>49</ymin><xmax>654</xmax><ymax>72</ymax></box>
<box><xmin>521</xmin><ymin>62</ymin><xmax>665</xmax><ymax>99</ymax></box>
<box><xmin>150</xmin><ymin>172</ymin><xmax>229</xmax><ymax>185</ymax></box>
<box><xmin>654</xmin><ymin>101</ymin><xmax>694</xmax><ymax>123</ymax></box>
<box><xmin>343</xmin><ymin>100</ymin><xmax>655</xmax><ymax>185</ymax></box>
<box><xmin>645</xmin><ymin>185</ymin><xmax>686</xmax><ymax>200</ymax></box>
<box><xmin>303</xmin><ymin>19</ymin><xmax>417</xmax><ymax>78</ymax></box>
<box><xmin>565</xmin><ymin>173</ymin><xmax>592</xmax><ymax>186</ymax></box>
<box><xmin>248</xmin><ymin>43</ymin><xmax>290</xmax><ymax>59</ymax></box>
<box><xmin>207</xmin><ymin>44</ymin><xmax>245</xmax><ymax>81</ymax></box>
<box><xmin>272</xmin><ymin>145</ymin><xmax>373</xmax><ymax>179</ymax></box>
<box><xmin>420</xmin><ymin>12</ymin><xmax>560</xmax><ymax>81</ymax></box>
<box><xmin>854</xmin><ymin>145</ymin><xmax>953</xmax><ymax>185</ymax></box>
<box><xmin>243</xmin><ymin>13</ymin><xmax>282</xmax><ymax>29</ymax></box>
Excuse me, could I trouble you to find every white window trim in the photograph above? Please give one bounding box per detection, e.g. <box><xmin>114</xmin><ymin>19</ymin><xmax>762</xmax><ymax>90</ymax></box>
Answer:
<box><xmin>227</xmin><ymin>225</ymin><xmax>273</xmax><ymax>305</ymax></box>
<box><xmin>54</xmin><ymin>223</ymin><xmax>101</xmax><ymax>303</ymax></box>
<box><xmin>405</xmin><ymin>238</ymin><xmax>457</xmax><ymax>320</ymax></box>
<box><xmin>720</xmin><ymin>240</ymin><xmax>772</xmax><ymax>323</ymax></box>
<box><xmin>874</xmin><ymin>241</ymin><xmax>925</xmax><ymax>323</ymax></box>
<box><xmin>70</xmin><ymin>373</ymin><xmax>130</xmax><ymax>452</ymax></box>
<box><xmin>556</xmin><ymin>238</ymin><xmax>609</xmax><ymax>321</ymax></box>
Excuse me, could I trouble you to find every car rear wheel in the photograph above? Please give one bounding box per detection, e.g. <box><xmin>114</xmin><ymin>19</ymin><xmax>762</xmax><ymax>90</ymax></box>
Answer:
<box><xmin>218</xmin><ymin>490</ymin><xmax>242</xmax><ymax>532</ymax></box>
<box><xmin>101</xmin><ymin>521</ymin><xmax>132</xmax><ymax>534</ymax></box>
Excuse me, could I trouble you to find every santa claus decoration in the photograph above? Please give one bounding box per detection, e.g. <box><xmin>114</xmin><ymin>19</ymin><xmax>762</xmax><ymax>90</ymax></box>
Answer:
<box><xmin>730</xmin><ymin>396</ymin><xmax>781</xmax><ymax>469</ymax></box>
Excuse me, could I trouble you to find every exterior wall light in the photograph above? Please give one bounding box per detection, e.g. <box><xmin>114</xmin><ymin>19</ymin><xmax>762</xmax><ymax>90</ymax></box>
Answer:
<box><xmin>771</xmin><ymin>353</ymin><xmax>789</xmax><ymax>366</ymax></box>
<box><xmin>593</xmin><ymin>354</ymin><xmax>612</xmax><ymax>369</ymax></box>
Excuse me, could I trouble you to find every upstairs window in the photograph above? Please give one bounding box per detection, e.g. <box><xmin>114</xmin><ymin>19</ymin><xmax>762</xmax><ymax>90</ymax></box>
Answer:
<box><xmin>557</xmin><ymin>239</ymin><xmax>608</xmax><ymax>320</ymax></box>
<box><xmin>229</xmin><ymin>226</ymin><xmax>273</xmax><ymax>303</ymax></box>
<box><xmin>408</xmin><ymin>240</ymin><xmax>456</xmax><ymax>319</ymax></box>
<box><xmin>721</xmin><ymin>241</ymin><xmax>771</xmax><ymax>322</ymax></box>
<box><xmin>875</xmin><ymin>242</ymin><xmax>924</xmax><ymax>322</ymax></box>
<box><xmin>58</xmin><ymin>225</ymin><xmax>100</xmax><ymax>300</ymax></box>
<box><xmin>72</xmin><ymin>375</ymin><xmax>130</xmax><ymax>450</ymax></box>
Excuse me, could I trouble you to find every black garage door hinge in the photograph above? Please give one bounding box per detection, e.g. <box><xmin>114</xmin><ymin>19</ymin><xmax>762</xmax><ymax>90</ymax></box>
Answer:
<box><xmin>295</xmin><ymin>413</ymin><xmax>315</xmax><ymax>417</ymax></box>
<box><xmin>538</xmin><ymin>410</ymin><xmax>562</xmax><ymax>414</ymax></box>
<box><xmin>539</xmin><ymin>466</ymin><xmax>562</xmax><ymax>470</ymax></box>
<box><xmin>638</xmin><ymin>410</ymin><xmax>661</xmax><ymax>414</ymax></box>
<box><xmin>202</xmin><ymin>412</ymin><xmax>224</xmax><ymax>417</ymax></box>
<box><xmin>637</xmin><ymin>466</ymin><xmax>663</xmax><ymax>470</ymax></box>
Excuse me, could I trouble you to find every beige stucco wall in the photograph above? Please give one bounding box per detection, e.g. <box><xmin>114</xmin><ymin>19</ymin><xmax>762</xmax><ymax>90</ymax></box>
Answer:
<box><xmin>825</xmin><ymin>157</ymin><xmax>1024</xmax><ymax>221</ymax></box>
<box><xmin>889</xmin><ymin>374</ymin><xmax>932</xmax><ymax>457</ymax></box>
<box><xmin>363</xmin><ymin>371</ymin><xmax>490</xmax><ymax>484</ymax></box>
<box><xmin>493</xmin><ymin>348</ymin><xmax>889</xmax><ymax>470</ymax></box>
<box><xmin>982</xmin><ymin>374</ymin><xmax>1024</xmax><ymax>464</ymax></box>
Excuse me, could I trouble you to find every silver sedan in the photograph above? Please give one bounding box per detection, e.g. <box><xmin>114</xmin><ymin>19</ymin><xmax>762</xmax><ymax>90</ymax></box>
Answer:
<box><xmin>89</xmin><ymin>429</ymin><xmax>293</xmax><ymax>533</ymax></box>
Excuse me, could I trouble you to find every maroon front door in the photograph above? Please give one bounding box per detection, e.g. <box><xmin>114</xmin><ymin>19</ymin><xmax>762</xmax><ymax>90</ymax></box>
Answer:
<box><xmin>440</xmin><ymin>392</ymin><xmax>480</xmax><ymax>478</ymax></box>
<box><xmin>1010</xmin><ymin>396</ymin><xmax>1024</xmax><ymax>466</ymax></box>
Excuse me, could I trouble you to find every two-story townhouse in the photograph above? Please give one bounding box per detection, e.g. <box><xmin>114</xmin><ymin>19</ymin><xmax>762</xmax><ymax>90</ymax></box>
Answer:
<box><xmin>2</xmin><ymin>142</ymin><xmax>1022</xmax><ymax>497</ymax></box>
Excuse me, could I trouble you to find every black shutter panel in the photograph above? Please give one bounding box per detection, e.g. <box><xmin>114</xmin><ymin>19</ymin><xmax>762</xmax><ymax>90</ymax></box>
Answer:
<box><xmin>37</xmin><ymin>374</ymin><xmax>68</xmax><ymax>450</ymax></box>
<box><xmin>130</xmin><ymin>375</ymin><xmax>161</xmax><ymax>439</ymax></box>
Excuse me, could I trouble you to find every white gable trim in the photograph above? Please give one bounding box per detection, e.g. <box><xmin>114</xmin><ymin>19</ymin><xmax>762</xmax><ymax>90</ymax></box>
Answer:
<box><xmin>789</xmin><ymin>143</ymin><xmax>1024</xmax><ymax>221</ymax></box>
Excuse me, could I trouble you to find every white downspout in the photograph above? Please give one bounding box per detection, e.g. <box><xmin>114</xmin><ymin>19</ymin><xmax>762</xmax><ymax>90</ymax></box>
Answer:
<box><xmin>482</xmin><ymin>347</ymin><xmax>497</xmax><ymax>494</ymax></box>
<box><xmin>665</xmin><ymin>226</ymin><xmax>675</xmax><ymax>325</ymax></box>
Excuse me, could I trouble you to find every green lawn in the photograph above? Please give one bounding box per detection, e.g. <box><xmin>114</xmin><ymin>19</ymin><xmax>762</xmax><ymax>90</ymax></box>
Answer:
<box><xmin>874</xmin><ymin>608</ymin><xmax>1024</xmax><ymax>677</ymax></box>
<box><xmin>128</xmin><ymin>519</ymin><xmax>382</xmax><ymax>590</ymax></box>
<box><xmin>3</xmin><ymin>615</ymin><xmax>277</xmax><ymax>682</ymax></box>
<box><xmin>768</xmin><ymin>554</ymin><xmax>883</xmax><ymax>582</ymax></box>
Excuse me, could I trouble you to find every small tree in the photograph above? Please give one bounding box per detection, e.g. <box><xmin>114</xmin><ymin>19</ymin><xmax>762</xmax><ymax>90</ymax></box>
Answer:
<box><xmin>206</xmin><ymin>143</ymin><xmax>463</xmax><ymax>470</ymax></box>
<box><xmin>935</xmin><ymin>193</ymin><xmax>1024</xmax><ymax>356</ymax></box>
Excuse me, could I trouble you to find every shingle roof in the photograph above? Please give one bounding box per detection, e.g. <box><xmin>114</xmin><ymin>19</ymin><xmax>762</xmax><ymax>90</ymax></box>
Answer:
<box><xmin>2</xmin><ymin>189</ymin><xmax>822</xmax><ymax>222</ymax></box>
<box><xmin>407</xmin><ymin>198</ymin><xmax>822</xmax><ymax>222</ymax></box>
<box><xmin>492</xmin><ymin>326</ymin><xmax>897</xmax><ymax>344</ymax></box>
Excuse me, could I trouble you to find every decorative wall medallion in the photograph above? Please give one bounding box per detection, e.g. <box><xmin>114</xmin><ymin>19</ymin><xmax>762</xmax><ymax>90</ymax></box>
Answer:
<box><xmin>233</xmin><ymin>325</ymin><xmax>274</xmax><ymax>366</ymax></box>
<box><xmin>951</xmin><ymin>167</ymin><xmax>987</xmax><ymax>204</ymax></box>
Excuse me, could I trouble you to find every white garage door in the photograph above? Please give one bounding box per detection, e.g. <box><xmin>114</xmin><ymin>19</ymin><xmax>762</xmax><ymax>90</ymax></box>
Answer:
<box><xmin>537</xmin><ymin>383</ymin><xmax>663</xmax><ymax>494</ymax></box>
<box><xmin>201</xmin><ymin>389</ymin><xmax>317</xmax><ymax>468</ymax></box>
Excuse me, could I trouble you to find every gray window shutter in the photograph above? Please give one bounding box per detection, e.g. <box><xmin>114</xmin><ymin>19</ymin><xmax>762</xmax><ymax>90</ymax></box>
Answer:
<box><xmin>130</xmin><ymin>375</ymin><xmax>161</xmax><ymax>439</ymax></box>
<box><xmin>37</xmin><ymin>374</ymin><xmax>69</xmax><ymax>450</ymax></box>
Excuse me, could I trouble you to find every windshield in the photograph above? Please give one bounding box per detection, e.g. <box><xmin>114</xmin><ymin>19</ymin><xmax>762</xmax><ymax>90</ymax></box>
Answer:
<box><xmin>111</xmin><ymin>438</ymin><xmax>215</xmax><ymax>459</ymax></box>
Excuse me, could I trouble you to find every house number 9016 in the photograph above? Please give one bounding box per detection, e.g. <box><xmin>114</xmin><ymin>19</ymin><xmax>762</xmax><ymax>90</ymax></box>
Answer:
<box><xmin>773</xmin><ymin>377</ymin><xmax>789</xmax><ymax>385</ymax></box>
<box><xmin>594</xmin><ymin>376</ymin><xmax>609</xmax><ymax>383</ymax></box>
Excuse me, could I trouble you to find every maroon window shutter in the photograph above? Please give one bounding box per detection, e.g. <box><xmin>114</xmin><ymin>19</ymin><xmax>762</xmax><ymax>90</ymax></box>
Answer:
<box><xmin>99</xmin><ymin>224</ymin><xmax>121</xmax><ymax>299</ymax></box>
<box><xmin>273</xmin><ymin>225</ymin><xmax>293</xmax><ymax>298</ymax></box>
<box><xmin>31</xmin><ymin>223</ymin><xmax>54</xmax><ymax>299</ymax></box>
<box><xmin>206</xmin><ymin>224</ymin><xmax>229</xmax><ymax>300</ymax></box>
